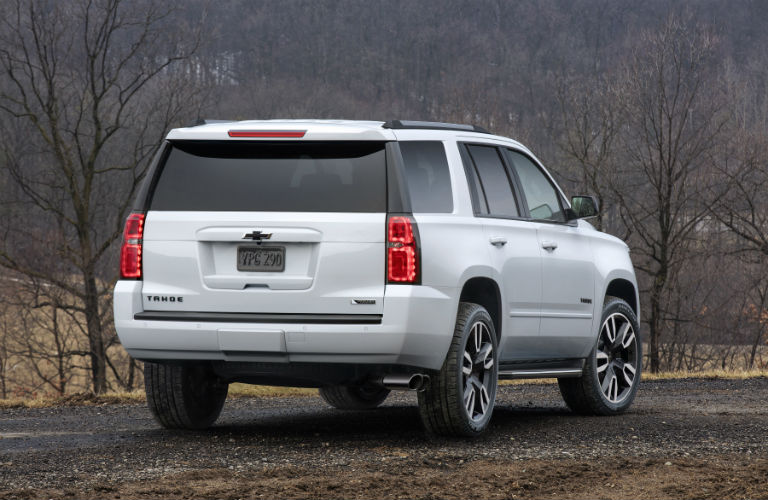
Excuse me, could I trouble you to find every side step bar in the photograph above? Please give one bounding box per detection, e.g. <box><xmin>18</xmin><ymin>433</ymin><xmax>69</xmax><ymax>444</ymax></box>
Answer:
<box><xmin>498</xmin><ymin>368</ymin><xmax>583</xmax><ymax>379</ymax></box>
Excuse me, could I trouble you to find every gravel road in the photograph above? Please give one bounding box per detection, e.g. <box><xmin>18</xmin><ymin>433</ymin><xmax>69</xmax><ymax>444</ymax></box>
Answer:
<box><xmin>1</xmin><ymin>377</ymin><xmax>767</xmax><ymax>499</ymax></box>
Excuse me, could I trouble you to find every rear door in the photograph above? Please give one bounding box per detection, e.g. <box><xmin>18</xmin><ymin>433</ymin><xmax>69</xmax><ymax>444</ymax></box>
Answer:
<box><xmin>140</xmin><ymin>140</ymin><xmax>387</xmax><ymax>316</ymax></box>
<box><xmin>504</xmin><ymin>149</ymin><xmax>596</xmax><ymax>357</ymax></box>
<box><xmin>460</xmin><ymin>143</ymin><xmax>543</xmax><ymax>361</ymax></box>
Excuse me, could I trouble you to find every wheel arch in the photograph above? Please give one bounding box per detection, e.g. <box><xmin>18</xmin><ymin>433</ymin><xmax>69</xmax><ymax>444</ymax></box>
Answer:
<box><xmin>604</xmin><ymin>278</ymin><xmax>639</xmax><ymax>318</ymax></box>
<box><xmin>459</xmin><ymin>276</ymin><xmax>502</xmax><ymax>343</ymax></box>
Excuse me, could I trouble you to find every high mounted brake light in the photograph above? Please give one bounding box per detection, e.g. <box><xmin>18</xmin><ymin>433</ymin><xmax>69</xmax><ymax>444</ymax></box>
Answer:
<box><xmin>387</xmin><ymin>215</ymin><xmax>420</xmax><ymax>284</ymax></box>
<box><xmin>228</xmin><ymin>130</ymin><xmax>306</xmax><ymax>138</ymax></box>
<box><xmin>120</xmin><ymin>212</ymin><xmax>145</xmax><ymax>279</ymax></box>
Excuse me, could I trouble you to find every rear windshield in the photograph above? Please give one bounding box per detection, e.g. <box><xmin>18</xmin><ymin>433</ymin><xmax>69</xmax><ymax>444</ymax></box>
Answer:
<box><xmin>150</xmin><ymin>141</ymin><xmax>386</xmax><ymax>212</ymax></box>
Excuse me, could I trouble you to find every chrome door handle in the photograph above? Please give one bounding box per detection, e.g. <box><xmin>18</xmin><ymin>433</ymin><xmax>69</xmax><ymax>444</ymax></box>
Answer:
<box><xmin>541</xmin><ymin>240</ymin><xmax>558</xmax><ymax>251</ymax></box>
<box><xmin>489</xmin><ymin>236</ymin><xmax>507</xmax><ymax>247</ymax></box>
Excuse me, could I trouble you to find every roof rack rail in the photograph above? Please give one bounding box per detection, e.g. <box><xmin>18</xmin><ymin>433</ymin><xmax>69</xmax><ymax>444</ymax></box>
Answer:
<box><xmin>190</xmin><ymin>118</ymin><xmax>234</xmax><ymax>127</ymax></box>
<box><xmin>382</xmin><ymin>120</ymin><xmax>491</xmax><ymax>134</ymax></box>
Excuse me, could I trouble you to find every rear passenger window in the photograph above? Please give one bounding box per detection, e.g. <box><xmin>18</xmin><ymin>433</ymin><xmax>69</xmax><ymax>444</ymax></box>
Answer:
<box><xmin>400</xmin><ymin>142</ymin><xmax>453</xmax><ymax>213</ymax></box>
<box><xmin>506</xmin><ymin>150</ymin><xmax>565</xmax><ymax>222</ymax></box>
<box><xmin>465</xmin><ymin>145</ymin><xmax>519</xmax><ymax>217</ymax></box>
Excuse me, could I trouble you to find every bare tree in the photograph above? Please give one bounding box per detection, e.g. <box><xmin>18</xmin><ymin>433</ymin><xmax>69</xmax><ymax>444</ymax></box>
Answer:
<box><xmin>0</xmin><ymin>0</ymin><xmax>202</xmax><ymax>393</ymax></box>
<box><xmin>555</xmin><ymin>75</ymin><xmax>618</xmax><ymax>231</ymax></box>
<box><xmin>3</xmin><ymin>278</ymin><xmax>86</xmax><ymax>395</ymax></box>
<box><xmin>610</xmin><ymin>17</ymin><xmax>727</xmax><ymax>372</ymax></box>
<box><xmin>709</xmin><ymin>61</ymin><xmax>768</xmax><ymax>259</ymax></box>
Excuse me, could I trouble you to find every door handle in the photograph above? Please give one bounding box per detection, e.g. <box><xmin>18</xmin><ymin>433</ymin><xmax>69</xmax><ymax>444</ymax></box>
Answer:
<box><xmin>489</xmin><ymin>236</ymin><xmax>507</xmax><ymax>247</ymax></box>
<box><xmin>541</xmin><ymin>240</ymin><xmax>558</xmax><ymax>251</ymax></box>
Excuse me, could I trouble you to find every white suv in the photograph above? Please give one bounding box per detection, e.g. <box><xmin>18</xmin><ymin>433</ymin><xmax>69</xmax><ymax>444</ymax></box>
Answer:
<box><xmin>114</xmin><ymin>120</ymin><xmax>641</xmax><ymax>436</ymax></box>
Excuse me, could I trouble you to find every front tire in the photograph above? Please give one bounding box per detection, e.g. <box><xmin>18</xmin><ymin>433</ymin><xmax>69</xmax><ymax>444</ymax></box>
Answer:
<box><xmin>559</xmin><ymin>298</ymin><xmax>642</xmax><ymax>415</ymax></box>
<box><xmin>418</xmin><ymin>302</ymin><xmax>499</xmax><ymax>437</ymax></box>
<box><xmin>145</xmin><ymin>362</ymin><xmax>228</xmax><ymax>429</ymax></box>
<box><xmin>319</xmin><ymin>384</ymin><xmax>390</xmax><ymax>410</ymax></box>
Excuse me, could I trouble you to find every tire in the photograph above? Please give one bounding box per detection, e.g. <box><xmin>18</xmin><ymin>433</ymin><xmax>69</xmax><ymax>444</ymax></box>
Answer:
<box><xmin>418</xmin><ymin>302</ymin><xmax>499</xmax><ymax>437</ymax></box>
<box><xmin>144</xmin><ymin>362</ymin><xmax>228</xmax><ymax>429</ymax></box>
<box><xmin>319</xmin><ymin>384</ymin><xmax>390</xmax><ymax>410</ymax></box>
<box><xmin>558</xmin><ymin>298</ymin><xmax>642</xmax><ymax>415</ymax></box>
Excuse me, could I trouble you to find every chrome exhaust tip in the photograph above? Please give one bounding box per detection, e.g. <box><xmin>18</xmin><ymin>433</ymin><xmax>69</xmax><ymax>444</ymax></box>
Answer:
<box><xmin>380</xmin><ymin>373</ymin><xmax>430</xmax><ymax>392</ymax></box>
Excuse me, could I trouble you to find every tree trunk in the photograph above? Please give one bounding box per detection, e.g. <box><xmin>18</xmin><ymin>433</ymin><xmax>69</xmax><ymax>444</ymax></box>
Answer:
<box><xmin>0</xmin><ymin>359</ymin><xmax>5</xmax><ymax>399</ymax></box>
<box><xmin>749</xmin><ymin>328</ymin><xmax>763</xmax><ymax>369</ymax></box>
<box><xmin>84</xmin><ymin>274</ymin><xmax>107</xmax><ymax>394</ymax></box>
<box><xmin>648</xmin><ymin>271</ymin><xmax>667</xmax><ymax>373</ymax></box>
<box><xmin>127</xmin><ymin>358</ymin><xmax>136</xmax><ymax>392</ymax></box>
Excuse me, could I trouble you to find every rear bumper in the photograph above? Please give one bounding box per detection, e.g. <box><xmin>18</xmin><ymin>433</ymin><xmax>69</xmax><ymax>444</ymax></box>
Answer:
<box><xmin>113</xmin><ymin>281</ymin><xmax>457</xmax><ymax>371</ymax></box>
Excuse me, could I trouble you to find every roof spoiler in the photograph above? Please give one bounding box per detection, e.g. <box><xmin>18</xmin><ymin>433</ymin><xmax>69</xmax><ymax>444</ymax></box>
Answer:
<box><xmin>190</xmin><ymin>118</ymin><xmax>235</xmax><ymax>127</ymax></box>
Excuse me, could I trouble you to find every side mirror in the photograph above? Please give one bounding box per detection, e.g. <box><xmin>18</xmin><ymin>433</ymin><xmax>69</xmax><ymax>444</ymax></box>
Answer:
<box><xmin>570</xmin><ymin>195</ymin><xmax>599</xmax><ymax>220</ymax></box>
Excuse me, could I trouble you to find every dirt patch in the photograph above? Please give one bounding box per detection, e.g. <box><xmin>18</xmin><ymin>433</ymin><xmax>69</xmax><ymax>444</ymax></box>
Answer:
<box><xmin>4</xmin><ymin>458</ymin><xmax>767</xmax><ymax>500</ymax></box>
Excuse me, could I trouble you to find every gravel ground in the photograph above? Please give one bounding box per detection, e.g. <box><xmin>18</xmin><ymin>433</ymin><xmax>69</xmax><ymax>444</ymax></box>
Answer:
<box><xmin>1</xmin><ymin>377</ymin><xmax>767</xmax><ymax>499</ymax></box>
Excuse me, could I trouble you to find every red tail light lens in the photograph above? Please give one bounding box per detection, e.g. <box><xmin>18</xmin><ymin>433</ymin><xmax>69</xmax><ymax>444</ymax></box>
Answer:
<box><xmin>228</xmin><ymin>130</ymin><xmax>306</xmax><ymax>138</ymax></box>
<box><xmin>120</xmin><ymin>212</ymin><xmax>145</xmax><ymax>279</ymax></box>
<box><xmin>387</xmin><ymin>215</ymin><xmax>419</xmax><ymax>283</ymax></box>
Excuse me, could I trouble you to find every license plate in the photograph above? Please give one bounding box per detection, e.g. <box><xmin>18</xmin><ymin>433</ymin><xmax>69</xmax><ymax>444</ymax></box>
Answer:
<box><xmin>237</xmin><ymin>246</ymin><xmax>285</xmax><ymax>272</ymax></box>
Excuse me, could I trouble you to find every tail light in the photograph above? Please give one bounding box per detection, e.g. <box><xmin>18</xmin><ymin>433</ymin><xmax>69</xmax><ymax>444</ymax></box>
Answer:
<box><xmin>120</xmin><ymin>212</ymin><xmax>145</xmax><ymax>279</ymax></box>
<box><xmin>387</xmin><ymin>215</ymin><xmax>420</xmax><ymax>284</ymax></box>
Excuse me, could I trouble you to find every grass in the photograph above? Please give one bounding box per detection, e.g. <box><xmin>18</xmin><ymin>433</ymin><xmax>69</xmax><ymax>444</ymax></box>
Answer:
<box><xmin>0</xmin><ymin>384</ymin><xmax>316</xmax><ymax>409</ymax></box>
<box><xmin>642</xmin><ymin>368</ymin><xmax>767</xmax><ymax>381</ymax></box>
<box><xmin>227</xmin><ymin>383</ymin><xmax>317</xmax><ymax>398</ymax></box>
<box><xmin>2</xmin><ymin>369</ymin><xmax>765</xmax><ymax>409</ymax></box>
<box><xmin>0</xmin><ymin>390</ymin><xmax>146</xmax><ymax>409</ymax></box>
<box><xmin>497</xmin><ymin>368</ymin><xmax>768</xmax><ymax>386</ymax></box>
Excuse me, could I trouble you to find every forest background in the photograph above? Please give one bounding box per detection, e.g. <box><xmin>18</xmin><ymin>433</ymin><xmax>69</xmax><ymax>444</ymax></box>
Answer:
<box><xmin>1</xmin><ymin>0</ymin><xmax>767</xmax><ymax>397</ymax></box>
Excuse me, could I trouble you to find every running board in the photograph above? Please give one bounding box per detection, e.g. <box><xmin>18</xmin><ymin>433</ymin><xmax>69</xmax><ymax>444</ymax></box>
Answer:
<box><xmin>498</xmin><ymin>358</ymin><xmax>584</xmax><ymax>379</ymax></box>
<box><xmin>498</xmin><ymin>368</ymin><xmax>583</xmax><ymax>379</ymax></box>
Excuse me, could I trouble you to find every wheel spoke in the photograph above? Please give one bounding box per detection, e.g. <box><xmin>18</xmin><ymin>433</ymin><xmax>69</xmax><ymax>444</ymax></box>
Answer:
<box><xmin>473</xmin><ymin>324</ymin><xmax>482</xmax><ymax>353</ymax></box>
<box><xmin>483</xmin><ymin>355</ymin><xmax>494</xmax><ymax>370</ymax></box>
<box><xmin>620</xmin><ymin>323</ymin><xmax>635</xmax><ymax>350</ymax></box>
<box><xmin>475</xmin><ymin>343</ymin><xmax>493</xmax><ymax>366</ymax></box>
<box><xmin>605</xmin><ymin>316</ymin><xmax>616</xmax><ymax>343</ymax></box>
<box><xmin>622</xmin><ymin>363</ymin><xmax>636</xmax><ymax>386</ymax></box>
<box><xmin>463</xmin><ymin>351</ymin><xmax>473</xmax><ymax>375</ymax></box>
<box><xmin>464</xmin><ymin>384</ymin><xmax>476</xmax><ymax>416</ymax></box>
<box><xmin>596</xmin><ymin>351</ymin><xmax>610</xmax><ymax>373</ymax></box>
<box><xmin>479</xmin><ymin>384</ymin><xmax>490</xmax><ymax>414</ymax></box>
<box><xmin>611</xmin><ymin>322</ymin><xmax>628</xmax><ymax>351</ymax></box>
<box><xmin>601</xmin><ymin>369</ymin><xmax>615</xmax><ymax>396</ymax></box>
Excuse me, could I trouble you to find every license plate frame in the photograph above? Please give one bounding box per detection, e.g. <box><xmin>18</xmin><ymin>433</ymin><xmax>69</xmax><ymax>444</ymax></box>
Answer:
<box><xmin>237</xmin><ymin>245</ymin><xmax>285</xmax><ymax>272</ymax></box>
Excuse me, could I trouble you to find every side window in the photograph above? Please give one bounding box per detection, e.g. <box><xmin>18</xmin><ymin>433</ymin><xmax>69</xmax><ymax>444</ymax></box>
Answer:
<box><xmin>507</xmin><ymin>150</ymin><xmax>566</xmax><ymax>222</ymax></box>
<box><xmin>400</xmin><ymin>141</ymin><xmax>453</xmax><ymax>213</ymax></box>
<box><xmin>465</xmin><ymin>145</ymin><xmax>519</xmax><ymax>217</ymax></box>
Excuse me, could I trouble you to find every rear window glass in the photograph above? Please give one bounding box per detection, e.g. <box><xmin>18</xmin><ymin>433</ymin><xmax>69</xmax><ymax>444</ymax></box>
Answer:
<box><xmin>399</xmin><ymin>141</ymin><xmax>453</xmax><ymax>213</ymax></box>
<box><xmin>150</xmin><ymin>141</ymin><xmax>386</xmax><ymax>212</ymax></box>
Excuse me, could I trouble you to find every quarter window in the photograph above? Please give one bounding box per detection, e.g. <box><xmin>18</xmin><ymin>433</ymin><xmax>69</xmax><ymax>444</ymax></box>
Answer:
<box><xmin>400</xmin><ymin>141</ymin><xmax>453</xmax><ymax>213</ymax></box>
<box><xmin>506</xmin><ymin>150</ymin><xmax>565</xmax><ymax>222</ymax></box>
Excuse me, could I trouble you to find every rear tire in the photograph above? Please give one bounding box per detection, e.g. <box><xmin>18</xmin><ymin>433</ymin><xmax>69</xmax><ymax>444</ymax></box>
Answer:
<box><xmin>418</xmin><ymin>302</ymin><xmax>499</xmax><ymax>437</ymax></box>
<box><xmin>319</xmin><ymin>384</ymin><xmax>390</xmax><ymax>410</ymax></box>
<box><xmin>558</xmin><ymin>298</ymin><xmax>642</xmax><ymax>415</ymax></box>
<box><xmin>144</xmin><ymin>362</ymin><xmax>228</xmax><ymax>429</ymax></box>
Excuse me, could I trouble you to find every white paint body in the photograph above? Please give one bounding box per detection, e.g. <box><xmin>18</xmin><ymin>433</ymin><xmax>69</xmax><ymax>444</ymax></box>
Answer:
<box><xmin>114</xmin><ymin>120</ymin><xmax>638</xmax><ymax>372</ymax></box>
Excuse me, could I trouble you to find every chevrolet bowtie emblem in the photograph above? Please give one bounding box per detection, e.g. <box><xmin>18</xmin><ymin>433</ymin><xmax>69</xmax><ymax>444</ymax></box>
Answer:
<box><xmin>243</xmin><ymin>231</ymin><xmax>272</xmax><ymax>241</ymax></box>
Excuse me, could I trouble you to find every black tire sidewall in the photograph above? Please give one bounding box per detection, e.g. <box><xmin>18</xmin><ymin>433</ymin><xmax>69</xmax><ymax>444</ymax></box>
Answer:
<box><xmin>588</xmin><ymin>299</ymin><xmax>642</xmax><ymax>413</ymax></box>
<box><xmin>453</xmin><ymin>306</ymin><xmax>499</xmax><ymax>434</ymax></box>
